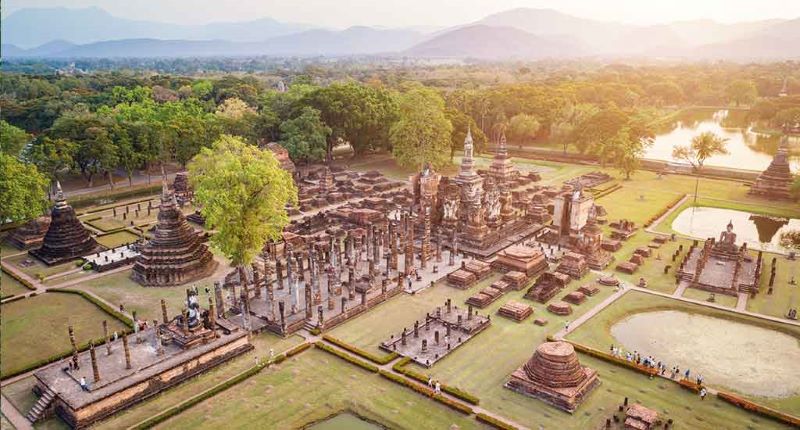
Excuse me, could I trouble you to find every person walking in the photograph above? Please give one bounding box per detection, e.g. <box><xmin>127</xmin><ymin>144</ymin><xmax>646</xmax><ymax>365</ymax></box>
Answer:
<box><xmin>700</xmin><ymin>387</ymin><xmax>707</xmax><ymax>400</ymax></box>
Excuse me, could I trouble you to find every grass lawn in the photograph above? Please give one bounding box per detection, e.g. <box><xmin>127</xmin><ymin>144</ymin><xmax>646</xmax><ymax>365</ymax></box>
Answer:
<box><xmin>607</xmin><ymin>233</ymin><xmax>692</xmax><ymax>295</ymax></box>
<box><xmin>151</xmin><ymin>348</ymin><xmax>480</xmax><ymax>430</ymax></box>
<box><xmin>95</xmin><ymin>230</ymin><xmax>140</xmax><ymax>249</ymax></box>
<box><xmin>1</xmin><ymin>269</ymin><xmax>32</xmax><ymax>297</ymax></box>
<box><xmin>747</xmin><ymin>257</ymin><xmax>800</xmax><ymax>319</ymax></box>
<box><xmin>0</xmin><ymin>292</ymin><xmax>128</xmax><ymax>377</ymax></box>
<box><xmin>566</xmin><ymin>290</ymin><xmax>800</xmax><ymax>415</ymax></box>
<box><xmin>75</xmin><ymin>254</ymin><xmax>230</xmax><ymax>323</ymax></box>
<box><xmin>3</xmin><ymin>254</ymin><xmax>78</xmax><ymax>280</ymax></box>
<box><xmin>680</xmin><ymin>287</ymin><xmax>738</xmax><ymax>308</ymax></box>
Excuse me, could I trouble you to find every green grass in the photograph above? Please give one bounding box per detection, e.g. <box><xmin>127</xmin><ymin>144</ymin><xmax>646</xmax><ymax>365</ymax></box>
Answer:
<box><xmin>747</xmin><ymin>259</ymin><xmax>800</xmax><ymax>319</ymax></box>
<box><xmin>0</xmin><ymin>292</ymin><xmax>128</xmax><ymax>377</ymax></box>
<box><xmin>95</xmin><ymin>230</ymin><xmax>140</xmax><ymax>249</ymax></box>
<box><xmin>3</xmin><ymin>254</ymin><xmax>76</xmax><ymax>280</ymax></box>
<box><xmin>566</xmin><ymin>290</ymin><xmax>800</xmax><ymax>416</ymax></box>
<box><xmin>148</xmin><ymin>348</ymin><xmax>480</xmax><ymax>430</ymax></box>
<box><xmin>681</xmin><ymin>287</ymin><xmax>739</xmax><ymax>308</ymax></box>
<box><xmin>1</xmin><ymin>269</ymin><xmax>31</xmax><ymax>297</ymax></box>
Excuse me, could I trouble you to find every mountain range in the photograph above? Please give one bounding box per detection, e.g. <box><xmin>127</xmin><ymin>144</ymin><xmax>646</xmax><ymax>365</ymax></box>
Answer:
<box><xmin>2</xmin><ymin>7</ymin><xmax>799</xmax><ymax>60</ymax></box>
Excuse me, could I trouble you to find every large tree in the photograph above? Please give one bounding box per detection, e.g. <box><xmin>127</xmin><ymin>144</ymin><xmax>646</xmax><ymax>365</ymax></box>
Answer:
<box><xmin>507</xmin><ymin>113</ymin><xmax>541</xmax><ymax>148</ymax></box>
<box><xmin>189</xmin><ymin>135</ymin><xmax>297</xmax><ymax>271</ymax></box>
<box><xmin>726</xmin><ymin>80</ymin><xmax>758</xmax><ymax>107</ymax></box>
<box><xmin>445</xmin><ymin>108</ymin><xmax>487</xmax><ymax>161</ymax></box>
<box><xmin>0</xmin><ymin>120</ymin><xmax>30</xmax><ymax>156</ymax></box>
<box><xmin>0</xmin><ymin>153</ymin><xmax>49</xmax><ymax>223</ymax></box>
<box><xmin>609</xmin><ymin>126</ymin><xmax>651</xmax><ymax>179</ymax></box>
<box><xmin>672</xmin><ymin>131</ymin><xmax>729</xmax><ymax>204</ymax></box>
<box><xmin>278</xmin><ymin>106</ymin><xmax>331</xmax><ymax>164</ymax></box>
<box><xmin>25</xmin><ymin>137</ymin><xmax>75</xmax><ymax>196</ymax></box>
<box><xmin>390</xmin><ymin>86</ymin><xmax>453</xmax><ymax>171</ymax></box>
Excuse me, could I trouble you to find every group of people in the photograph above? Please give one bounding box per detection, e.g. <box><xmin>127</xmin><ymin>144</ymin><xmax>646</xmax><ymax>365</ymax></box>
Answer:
<box><xmin>426</xmin><ymin>376</ymin><xmax>442</xmax><ymax>395</ymax></box>
<box><xmin>609</xmin><ymin>344</ymin><xmax>708</xmax><ymax>399</ymax></box>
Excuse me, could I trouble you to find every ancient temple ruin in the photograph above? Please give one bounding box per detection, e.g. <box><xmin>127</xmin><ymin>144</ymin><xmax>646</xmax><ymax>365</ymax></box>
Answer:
<box><xmin>30</xmin><ymin>183</ymin><xmax>103</xmax><ymax>265</ymax></box>
<box><xmin>131</xmin><ymin>182</ymin><xmax>217</xmax><ymax>286</ymax></box>
<box><xmin>506</xmin><ymin>341</ymin><xmax>599</xmax><ymax>413</ymax></box>
<box><xmin>7</xmin><ymin>216</ymin><xmax>51</xmax><ymax>250</ymax></box>
<box><xmin>749</xmin><ymin>133</ymin><xmax>795</xmax><ymax>201</ymax></box>
<box><xmin>676</xmin><ymin>221</ymin><xmax>762</xmax><ymax>296</ymax></box>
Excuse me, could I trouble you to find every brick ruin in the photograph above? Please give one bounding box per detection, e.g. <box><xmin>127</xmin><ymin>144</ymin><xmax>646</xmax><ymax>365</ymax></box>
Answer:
<box><xmin>380</xmin><ymin>299</ymin><xmax>491</xmax><ymax>367</ymax></box>
<box><xmin>506</xmin><ymin>341</ymin><xmax>599</xmax><ymax>413</ymax></box>
<box><xmin>30</xmin><ymin>182</ymin><xmax>104</xmax><ymax>266</ymax></box>
<box><xmin>676</xmin><ymin>221</ymin><xmax>763</xmax><ymax>296</ymax></box>
<box><xmin>6</xmin><ymin>215</ymin><xmax>51</xmax><ymax>250</ymax></box>
<box><xmin>131</xmin><ymin>181</ymin><xmax>217</xmax><ymax>287</ymax></box>
<box><xmin>28</xmin><ymin>291</ymin><xmax>251</xmax><ymax>429</ymax></box>
<box><xmin>749</xmin><ymin>131</ymin><xmax>795</xmax><ymax>201</ymax></box>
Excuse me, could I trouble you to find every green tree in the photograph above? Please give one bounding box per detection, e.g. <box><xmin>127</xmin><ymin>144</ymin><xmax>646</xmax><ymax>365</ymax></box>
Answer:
<box><xmin>0</xmin><ymin>153</ymin><xmax>49</xmax><ymax>223</ymax></box>
<box><xmin>445</xmin><ymin>108</ymin><xmax>487</xmax><ymax>160</ymax></box>
<box><xmin>775</xmin><ymin>107</ymin><xmax>800</xmax><ymax>127</ymax></box>
<box><xmin>24</xmin><ymin>137</ymin><xmax>75</xmax><ymax>196</ymax></box>
<box><xmin>0</xmin><ymin>120</ymin><xmax>31</xmax><ymax>156</ymax></box>
<box><xmin>507</xmin><ymin>113</ymin><xmax>541</xmax><ymax>148</ymax></box>
<box><xmin>609</xmin><ymin>126</ymin><xmax>650</xmax><ymax>179</ymax></box>
<box><xmin>278</xmin><ymin>107</ymin><xmax>331</xmax><ymax>163</ymax></box>
<box><xmin>390</xmin><ymin>86</ymin><xmax>453</xmax><ymax>171</ymax></box>
<box><xmin>672</xmin><ymin>131</ymin><xmax>729</xmax><ymax>204</ymax></box>
<box><xmin>215</xmin><ymin>97</ymin><xmax>258</xmax><ymax>141</ymax></box>
<box><xmin>188</xmin><ymin>135</ymin><xmax>297</xmax><ymax>282</ymax></box>
<box><xmin>726</xmin><ymin>80</ymin><xmax>757</xmax><ymax>106</ymax></box>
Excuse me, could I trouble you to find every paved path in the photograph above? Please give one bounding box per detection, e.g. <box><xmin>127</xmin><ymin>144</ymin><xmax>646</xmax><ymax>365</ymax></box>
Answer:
<box><xmin>553</xmin><ymin>283</ymin><xmax>630</xmax><ymax>340</ymax></box>
<box><xmin>61</xmin><ymin>172</ymin><xmax>179</xmax><ymax>198</ymax></box>
<box><xmin>736</xmin><ymin>292</ymin><xmax>748</xmax><ymax>311</ymax></box>
<box><xmin>1</xmin><ymin>393</ymin><xmax>33</xmax><ymax>430</ymax></box>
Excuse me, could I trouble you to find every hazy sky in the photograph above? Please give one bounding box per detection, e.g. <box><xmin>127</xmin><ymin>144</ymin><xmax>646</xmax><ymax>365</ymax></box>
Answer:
<box><xmin>4</xmin><ymin>0</ymin><xmax>798</xmax><ymax>28</ymax></box>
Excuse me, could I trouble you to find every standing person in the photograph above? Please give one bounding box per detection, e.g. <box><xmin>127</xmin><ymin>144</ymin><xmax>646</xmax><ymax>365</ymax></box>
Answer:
<box><xmin>700</xmin><ymin>387</ymin><xmax>707</xmax><ymax>400</ymax></box>
<box><xmin>435</xmin><ymin>381</ymin><xmax>441</xmax><ymax>395</ymax></box>
<box><xmin>564</xmin><ymin>320</ymin><xmax>570</xmax><ymax>331</ymax></box>
<box><xmin>79</xmin><ymin>377</ymin><xmax>89</xmax><ymax>391</ymax></box>
<box><xmin>685</xmin><ymin>368</ymin><xmax>691</xmax><ymax>380</ymax></box>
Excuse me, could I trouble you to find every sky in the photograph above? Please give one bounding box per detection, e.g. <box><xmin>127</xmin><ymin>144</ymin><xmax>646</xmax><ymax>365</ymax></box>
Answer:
<box><xmin>3</xmin><ymin>0</ymin><xmax>798</xmax><ymax>28</ymax></box>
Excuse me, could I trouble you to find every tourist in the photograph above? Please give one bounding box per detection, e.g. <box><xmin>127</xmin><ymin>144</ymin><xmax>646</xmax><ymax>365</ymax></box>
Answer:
<box><xmin>700</xmin><ymin>387</ymin><xmax>708</xmax><ymax>400</ymax></box>
<box><xmin>254</xmin><ymin>355</ymin><xmax>259</xmax><ymax>366</ymax></box>
<box><xmin>435</xmin><ymin>381</ymin><xmax>441</xmax><ymax>395</ymax></box>
<box><xmin>610</xmin><ymin>344</ymin><xmax>614</xmax><ymax>354</ymax></box>
<box><xmin>696</xmin><ymin>374</ymin><xmax>704</xmax><ymax>385</ymax></box>
<box><xmin>112</xmin><ymin>331</ymin><xmax>118</xmax><ymax>342</ymax></box>
<box><xmin>428</xmin><ymin>376</ymin><xmax>433</xmax><ymax>387</ymax></box>
<box><xmin>79</xmin><ymin>377</ymin><xmax>89</xmax><ymax>392</ymax></box>
<box><xmin>269</xmin><ymin>348</ymin><xmax>274</xmax><ymax>360</ymax></box>
<box><xmin>564</xmin><ymin>320</ymin><xmax>570</xmax><ymax>331</ymax></box>
<box><xmin>684</xmin><ymin>368</ymin><xmax>691</xmax><ymax>379</ymax></box>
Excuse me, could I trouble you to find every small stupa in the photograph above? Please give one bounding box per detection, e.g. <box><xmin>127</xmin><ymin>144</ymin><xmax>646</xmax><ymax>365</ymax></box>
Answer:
<box><xmin>749</xmin><ymin>132</ymin><xmax>795</xmax><ymax>201</ymax></box>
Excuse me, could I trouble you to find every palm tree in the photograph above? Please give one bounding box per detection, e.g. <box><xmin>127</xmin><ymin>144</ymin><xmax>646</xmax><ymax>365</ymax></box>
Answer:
<box><xmin>672</xmin><ymin>131</ymin><xmax>729</xmax><ymax>204</ymax></box>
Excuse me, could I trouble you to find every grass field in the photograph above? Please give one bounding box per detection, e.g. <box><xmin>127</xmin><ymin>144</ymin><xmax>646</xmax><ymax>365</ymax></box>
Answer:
<box><xmin>3</xmin><ymin>254</ymin><xmax>77</xmax><ymax>280</ymax></box>
<box><xmin>680</xmin><ymin>287</ymin><xmax>738</xmax><ymax>308</ymax></box>
<box><xmin>1</xmin><ymin>269</ymin><xmax>31</xmax><ymax>297</ymax></box>
<box><xmin>0</xmin><ymin>292</ymin><xmax>128</xmax><ymax>377</ymax></box>
<box><xmin>748</xmin><ymin>258</ymin><xmax>800</xmax><ymax>319</ymax></box>
<box><xmin>566</xmin><ymin>290</ymin><xmax>800</xmax><ymax>415</ymax></box>
<box><xmin>152</xmin><ymin>348</ymin><xmax>480</xmax><ymax>430</ymax></box>
<box><xmin>95</xmin><ymin>230</ymin><xmax>140</xmax><ymax>249</ymax></box>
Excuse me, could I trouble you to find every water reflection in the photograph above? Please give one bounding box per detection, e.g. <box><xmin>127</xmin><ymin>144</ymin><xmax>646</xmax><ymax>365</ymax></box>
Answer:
<box><xmin>671</xmin><ymin>206</ymin><xmax>800</xmax><ymax>253</ymax></box>
<box><xmin>646</xmin><ymin>109</ymin><xmax>799</xmax><ymax>172</ymax></box>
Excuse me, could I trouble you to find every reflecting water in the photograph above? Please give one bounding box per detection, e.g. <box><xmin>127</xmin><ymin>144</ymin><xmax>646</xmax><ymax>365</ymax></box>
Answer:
<box><xmin>671</xmin><ymin>207</ymin><xmax>800</xmax><ymax>253</ymax></box>
<box><xmin>308</xmin><ymin>413</ymin><xmax>383</xmax><ymax>430</ymax></box>
<box><xmin>611</xmin><ymin>310</ymin><xmax>800</xmax><ymax>398</ymax></box>
<box><xmin>646</xmin><ymin>109</ymin><xmax>800</xmax><ymax>172</ymax></box>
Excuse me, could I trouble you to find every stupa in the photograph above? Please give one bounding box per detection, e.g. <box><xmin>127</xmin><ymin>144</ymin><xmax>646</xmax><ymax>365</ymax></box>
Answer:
<box><xmin>7</xmin><ymin>216</ymin><xmax>51</xmax><ymax>250</ymax></box>
<box><xmin>749</xmin><ymin>133</ymin><xmax>795</xmax><ymax>201</ymax></box>
<box><xmin>30</xmin><ymin>182</ymin><xmax>102</xmax><ymax>265</ymax></box>
<box><xmin>488</xmin><ymin>132</ymin><xmax>519</xmax><ymax>186</ymax></box>
<box><xmin>131</xmin><ymin>181</ymin><xmax>217</xmax><ymax>286</ymax></box>
<box><xmin>506</xmin><ymin>341</ymin><xmax>599</xmax><ymax>413</ymax></box>
<box><xmin>492</xmin><ymin>244</ymin><xmax>548</xmax><ymax>277</ymax></box>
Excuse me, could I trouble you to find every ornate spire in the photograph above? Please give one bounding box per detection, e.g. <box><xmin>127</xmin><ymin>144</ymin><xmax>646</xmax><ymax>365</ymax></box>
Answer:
<box><xmin>54</xmin><ymin>180</ymin><xmax>67</xmax><ymax>208</ymax></box>
<box><xmin>498</xmin><ymin>131</ymin><xmax>508</xmax><ymax>156</ymax></box>
<box><xmin>459</xmin><ymin>126</ymin><xmax>476</xmax><ymax>177</ymax></box>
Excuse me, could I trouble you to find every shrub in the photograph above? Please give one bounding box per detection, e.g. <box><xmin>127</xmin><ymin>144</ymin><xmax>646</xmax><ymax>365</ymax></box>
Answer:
<box><xmin>285</xmin><ymin>342</ymin><xmax>312</xmax><ymax>357</ymax></box>
<box><xmin>717</xmin><ymin>391</ymin><xmax>800</xmax><ymax>427</ymax></box>
<box><xmin>322</xmin><ymin>334</ymin><xmax>398</xmax><ymax>364</ymax></box>
<box><xmin>476</xmin><ymin>413</ymin><xmax>519</xmax><ymax>430</ymax></box>
<box><xmin>315</xmin><ymin>341</ymin><xmax>378</xmax><ymax>372</ymax></box>
<box><xmin>1</xmin><ymin>267</ymin><xmax>35</xmax><ymax>290</ymax></box>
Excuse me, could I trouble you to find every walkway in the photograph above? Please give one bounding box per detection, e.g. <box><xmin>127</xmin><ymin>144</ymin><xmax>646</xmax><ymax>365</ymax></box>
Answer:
<box><xmin>1</xmin><ymin>393</ymin><xmax>33</xmax><ymax>430</ymax></box>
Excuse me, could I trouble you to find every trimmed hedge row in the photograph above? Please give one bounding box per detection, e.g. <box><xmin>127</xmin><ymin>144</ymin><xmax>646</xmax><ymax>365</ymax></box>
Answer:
<box><xmin>322</xmin><ymin>334</ymin><xmax>398</xmax><ymax>365</ymax></box>
<box><xmin>130</xmin><ymin>343</ymin><xmax>311</xmax><ymax>430</ymax></box>
<box><xmin>476</xmin><ymin>413</ymin><xmax>519</xmax><ymax>430</ymax></box>
<box><xmin>57</xmin><ymin>289</ymin><xmax>134</xmax><ymax>328</ymax></box>
<box><xmin>644</xmin><ymin>194</ymin><xmax>685</xmax><ymax>228</ymax></box>
<box><xmin>2</xmin><ymin>266</ymin><xmax>36</xmax><ymax>290</ymax></box>
<box><xmin>717</xmin><ymin>391</ymin><xmax>800</xmax><ymax>427</ymax></box>
<box><xmin>592</xmin><ymin>184</ymin><xmax>623</xmax><ymax>199</ymax></box>
<box><xmin>677</xmin><ymin>378</ymin><xmax>701</xmax><ymax>393</ymax></box>
<box><xmin>315</xmin><ymin>341</ymin><xmax>379</xmax><ymax>372</ymax></box>
<box><xmin>377</xmin><ymin>370</ymin><xmax>473</xmax><ymax>415</ymax></box>
<box><xmin>392</xmin><ymin>357</ymin><xmax>480</xmax><ymax>405</ymax></box>
<box><xmin>566</xmin><ymin>341</ymin><xmax>657</xmax><ymax>378</ymax></box>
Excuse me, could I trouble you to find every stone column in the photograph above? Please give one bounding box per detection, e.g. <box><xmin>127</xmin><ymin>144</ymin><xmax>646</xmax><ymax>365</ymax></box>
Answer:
<box><xmin>279</xmin><ymin>302</ymin><xmax>286</xmax><ymax>332</ymax></box>
<box><xmin>90</xmin><ymin>342</ymin><xmax>100</xmax><ymax>383</ymax></box>
<box><xmin>208</xmin><ymin>297</ymin><xmax>218</xmax><ymax>337</ymax></box>
<box><xmin>103</xmin><ymin>320</ymin><xmax>112</xmax><ymax>355</ymax></box>
<box><xmin>214</xmin><ymin>282</ymin><xmax>225</xmax><ymax>317</ymax></box>
<box><xmin>122</xmin><ymin>333</ymin><xmax>132</xmax><ymax>370</ymax></box>
<box><xmin>69</xmin><ymin>325</ymin><xmax>79</xmax><ymax>370</ymax></box>
<box><xmin>253</xmin><ymin>264</ymin><xmax>262</xmax><ymax>299</ymax></box>
<box><xmin>161</xmin><ymin>299</ymin><xmax>169</xmax><ymax>324</ymax></box>
<box><xmin>276</xmin><ymin>259</ymin><xmax>284</xmax><ymax>289</ymax></box>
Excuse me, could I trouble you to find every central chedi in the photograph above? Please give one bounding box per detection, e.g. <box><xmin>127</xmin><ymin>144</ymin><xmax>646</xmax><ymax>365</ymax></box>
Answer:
<box><xmin>30</xmin><ymin>182</ymin><xmax>103</xmax><ymax>265</ymax></box>
<box><xmin>506</xmin><ymin>341</ymin><xmax>599</xmax><ymax>413</ymax></box>
<box><xmin>131</xmin><ymin>181</ymin><xmax>217</xmax><ymax>286</ymax></box>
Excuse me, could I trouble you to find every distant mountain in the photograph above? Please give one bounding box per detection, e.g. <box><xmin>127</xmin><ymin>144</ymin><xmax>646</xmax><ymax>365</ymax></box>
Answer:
<box><xmin>263</xmin><ymin>26</ymin><xmax>424</xmax><ymax>56</ymax></box>
<box><xmin>1</xmin><ymin>7</ymin><xmax>312</xmax><ymax>48</ymax></box>
<box><xmin>1</xmin><ymin>44</ymin><xmax>25</xmax><ymax>57</ymax></box>
<box><xmin>406</xmin><ymin>25</ymin><xmax>585</xmax><ymax>59</ymax></box>
<box><xmin>684</xmin><ymin>18</ymin><xmax>800</xmax><ymax>59</ymax></box>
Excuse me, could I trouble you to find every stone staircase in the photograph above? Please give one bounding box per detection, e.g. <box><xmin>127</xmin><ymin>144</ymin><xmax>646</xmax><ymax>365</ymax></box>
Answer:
<box><xmin>25</xmin><ymin>386</ymin><xmax>57</xmax><ymax>423</ymax></box>
<box><xmin>303</xmin><ymin>321</ymin><xmax>317</xmax><ymax>332</ymax></box>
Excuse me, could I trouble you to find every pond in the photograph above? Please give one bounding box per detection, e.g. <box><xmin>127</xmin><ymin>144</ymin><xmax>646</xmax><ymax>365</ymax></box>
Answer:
<box><xmin>645</xmin><ymin>109</ymin><xmax>800</xmax><ymax>172</ymax></box>
<box><xmin>611</xmin><ymin>310</ymin><xmax>800</xmax><ymax>398</ymax></box>
<box><xmin>671</xmin><ymin>206</ymin><xmax>800</xmax><ymax>253</ymax></box>
<box><xmin>307</xmin><ymin>412</ymin><xmax>383</xmax><ymax>430</ymax></box>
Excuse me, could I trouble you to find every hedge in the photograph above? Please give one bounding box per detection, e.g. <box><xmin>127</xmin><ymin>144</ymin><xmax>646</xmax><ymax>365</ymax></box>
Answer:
<box><xmin>476</xmin><ymin>413</ymin><xmax>519</xmax><ymax>430</ymax></box>
<box><xmin>592</xmin><ymin>184</ymin><xmax>623</xmax><ymax>199</ymax></box>
<box><xmin>131</xmin><ymin>342</ymin><xmax>312</xmax><ymax>429</ymax></box>
<box><xmin>566</xmin><ymin>341</ymin><xmax>657</xmax><ymax>377</ymax></box>
<box><xmin>1</xmin><ymin>294</ymin><xmax>27</xmax><ymax>304</ymax></box>
<box><xmin>644</xmin><ymin>194</ymin><xmax>685</xmax><ymax>228</ymax></box>
<box><xmin>1</xmin><ymin>266</ymin><xmax>36</xmax><ymax>290</ymax></box>
<box><xmin>315</xmin><ymin>341</ymin><xmax>379</xmax><ymax>372</ymax></box>
<box><xmin>717</xmin><ymin>391</ymin><xmax>800</xmax><ymax>427</ymax></box>
<box><xmin>377</xmin><ymin>370</ymin><xmax>473</xmax><ymax>415</ymax></box>
<box><xmin>57</xmin><ymin>289</ymin><xmax>134</xmax><ymax>328</ymax></box>
<box><xmin>392</xmin><ymin>357</ymin><xmax>480</xmax><ymax>405</ymax></box>
<box><xmin>322</xmin><ymin>334</ymin><xmax>398</xmax><ymax>365</ymax></box>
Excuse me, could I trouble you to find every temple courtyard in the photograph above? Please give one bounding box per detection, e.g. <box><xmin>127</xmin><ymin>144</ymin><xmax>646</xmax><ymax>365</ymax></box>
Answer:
<box><xmin>2</xmin><ymin>151</ymin><xmax>799</xmax><ymax>430</ymax></box>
